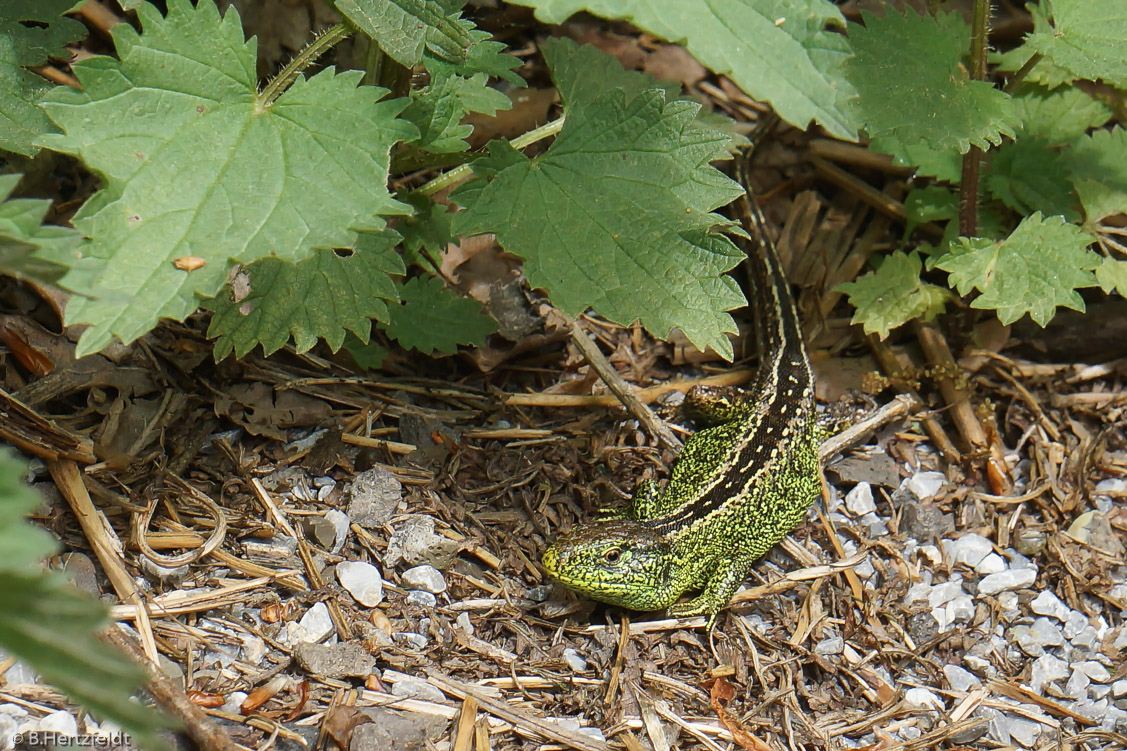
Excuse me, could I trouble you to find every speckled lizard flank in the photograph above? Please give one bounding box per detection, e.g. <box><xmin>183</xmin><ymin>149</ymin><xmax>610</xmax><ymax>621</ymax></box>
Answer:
<box><xmin>541</xmin><ymin>152</ymin><xmax>822</xmax><ymax>628</ymax></box>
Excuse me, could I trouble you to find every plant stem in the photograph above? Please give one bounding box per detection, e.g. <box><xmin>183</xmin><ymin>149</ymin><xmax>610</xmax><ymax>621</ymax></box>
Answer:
<box><xmin>259</xmin><ymin>22</ymin><xmax>351</xmax><ymax>108</ymax></box>
<box><xmin>1005</xmin><ymin>52</ymin><xmax>1043</xmax><ymax>93</ymax></box>
<box><xmin>417</xmin><ymin>115</ymin><xmax>567</xmax><ymax>197</ymax></box>
<box><xmin>958</xmin><ymin>0</ymin><xmax>991</xmax><ymax>238</ymax></box>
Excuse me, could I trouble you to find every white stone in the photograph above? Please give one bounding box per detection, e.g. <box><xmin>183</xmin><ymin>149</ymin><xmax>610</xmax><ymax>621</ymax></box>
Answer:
<box><xmin>1007</xmin><ymin>717</ymin><xmax>1042</xmax><ymax>748</ymax></box>
<box><xmin>928</xmin><ymin>580</ymin><xmax>965</xmax><ymax>608</ymax></box>
<box><xmin>1079</xmin><ymin>661</ymin><xmax>1112</xmax><ymax>683</ymax></box>
<box><xmin>917</xmin><ymin>545</ymin><xmax>943</xmax><ymax>565</ymax></box>
<box><xmin>979</xmin><ymin>568</ymin><xmax>1036</xmax><ymax>595</ymax></box>
<box><xmin>337</xmin><ymin>561</ymin><xmax>385</xmax><ymax>607</ymax></box>
<box><xmin>844</xmin><ymin>482</ymin><xmax>876</xmax><ymax>516</ymax></box>
<box><xmin>456</xmin><ymin>612</ymin><xmax>474</xmax><ymax>636</ymax></box>
<box><xmin>975</xmin><ymin>553</ymin><xmax>1007</xmax><ymax>575</ymax></box>
<box><xmin>1114</xmin><ymin>626</ymin><xmax>1127</xmax><ymax>651</ymax></box>
<box><xmin>391</xmin><ymin>676</ymin><xmax>446</xmax><ymax>703</ymax></box>
<box><xmin>240</xmin><ymin>633</ymin><xmax>267</xmax><ymax>665</ymax></box>
<box><xmin>905</xmin><ymin>471</ymin><xmax>946</xmax><ymax>500</ymax></box>
<box><xmin>1112</xmin><ymin>679</ymin><xmax>1127</xmax><ymax>698</ymax></box>
<box><xmin>1030</xmin><ymin>654</ymin><xmax>1069</xmax><ymax>693</ymax></box>
<box><xmin>943</xmin><ymin>664</ymin><xmax>981</xmax><ymax>692</ymax></box>
<box><xmin>37</xmin><ymin>710</ymin><xmax>77</xmax><ymax>737</ymax></box>
<box><xmin>1066</xmin><ymin>668</ymin><xmax>1091</xmax><ymax>699</ymax></box>
<box><xmin>324</xmin><ymin>510</ymin><xmax>349</xmax><ymax>553</ymax></box>
<box><xmin>1063</xmin><ymin>610</ymin><xmax>1089</xmax><ymax>640</ymax></box>
<box><xmin>1030</xmin><ymin>591</ymin><xmax>1071</xmax><ymax>621</ymax></box>
<box><xmin>904</xmin><ymin>582</ymin><xmax>932</xmax><ymax>604</ymax></box>
<box><xmin>1094</xmin><ymin>478</ymin><xmax>1127</xmax><ymax>494</ymax></box>
<box><xmin>945</xmin><ymin>596</ymin><xmax>975</xmax><ymax>626</ymax></box>
<box><xmin>904</xmin><ymin>687</ymin><xmax>944</xmax><ymax>710</ymax></box>
<box><xmin>1073</xmin><ymin>699</ymin><xmax>1109</xmax><ymax>723</ymax></box>
<box><xmin>294</xmin><ymin>602</ymin><xmax>334</xmax><ymax>643</ymax></box>
<box><xmin>853</xmin><ymin>559</ymin><xmax>875</xmax><ymax>579</ymax></box>
<box><xmin>221</xmin><ymin>692</ymin><xmax>248</xmax><ymax>714</ymax></box>
<box><xmin>1091</xmin><ymin>683</ymin><xmax>1112</xmax><ymax>700</ymax></box>
<box><xmin>406</xmin><ymin>590</ymin><xmax>436</xmax><ymax>608</ymax></box>
<box><xmin>563</xmin><ymin>648</ymin><xmax>587</xmax><ymax>672</ymax></box>
<box><xmin>998</xmin><ymin>591</ymin><xmax>1021</xmax><ymax>615</ymax></box>
<box><xmin>1072</xmin><ymin>626</ymin><xmax>1099</xmax><ymax>650</ymax></box>
<box><xmin>944</xmin><ymin>533</ymin><xmax>993</xmax><ymax>568</ymax></box>
<box><xmin>401</xmin><ymin>565</ymin><xmax>447</xmax><ymax>594</ymax></box>
<box><xmin>394</xmin><ymin>632</ymin><xmax>428</xmax><ymax>650</ymax></box>
<box><xmin>1030</xmin><ymin>617</ymin><xmax>1065</xmax><ymax>646</ymax></box>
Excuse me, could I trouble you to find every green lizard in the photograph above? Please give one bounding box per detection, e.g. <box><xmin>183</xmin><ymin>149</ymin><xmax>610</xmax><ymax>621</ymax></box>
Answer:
<box><xmin>541</xmin><ymin>154</ymin><xmax>822</xmax><ymax>628</ymax></box>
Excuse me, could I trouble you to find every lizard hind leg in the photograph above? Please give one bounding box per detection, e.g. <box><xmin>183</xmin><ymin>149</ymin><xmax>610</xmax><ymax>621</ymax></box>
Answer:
<box><xmin>684</xmin><ymin>385</ymin><xmax>757</xmax><ymax>426</ymax></box>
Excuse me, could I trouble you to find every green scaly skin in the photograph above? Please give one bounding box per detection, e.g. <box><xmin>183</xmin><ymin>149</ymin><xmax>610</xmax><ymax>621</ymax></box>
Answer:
<box><xmin>541</xmin><ymin>163</ymin><xmax>821</xmax><ymax>629</ymax></box>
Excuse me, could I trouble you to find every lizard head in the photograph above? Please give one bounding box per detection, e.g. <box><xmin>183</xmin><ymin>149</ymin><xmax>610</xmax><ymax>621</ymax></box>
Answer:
<box><xmin>541</xmin><ymin>520</ymin><xmax>680</xmax><ymax>611</ymax></box>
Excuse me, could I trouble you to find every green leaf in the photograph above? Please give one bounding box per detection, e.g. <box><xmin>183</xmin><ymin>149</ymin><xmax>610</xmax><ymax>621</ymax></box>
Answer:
<box><xmin>402</xmin><ymin>57</ymin><xmax>512</xmax><ymax>154</ymax></box>
<box><xmin>995</xmin><ymin>3</ymin><xmax>1076</xmax><ymax>89</ymax></box>
<box><xmin>0</xmin><ymin>0</ymin><xmax>88</xmax><ymax>156</ymax></box>
<box><xmin>332</xmin><ymin>0</ymin><xmax>476</xmax><ymax>67</ymax></box>
<box><xmin>986</xmin><ymin>138</ymin><xmax>1079</xmax><ymax>221</ymax></box>
<box><xmin>1095</xmin><ymin>256</ymin><xmax>1127</xmax><ymax>297</ymax></box>
<box><xmin>0</xmin><ymin>572</ymin><xmax>167</xmax><ymax>747</ymax></box>
<box><xmin>837</xmin><ymin>251</ymin><xmax>948</xmax><ymax>339</ymax></box>
<box><xmin>0</xmin><ymin>450</ymin><xmax>167</xmax><ymax>746</ymax></box>
<box><xmin>1070</xmin><ymin>127</ymin><xmax>1127</xmax><ymax>225</ymax></box>
<box><xmin>0</xmin><ymin>173</ymin><xmax>83</xmax><ymax>285</ymax></box>
<box><xmin>507</xmin><ymin>0</ymin><xmax>857</xmax><ymax>140</ymax></box>
<box><xmin>453</xmin><ymin>39</ymin><xmax>745</xmax><ymax>358</ymax></box>
<box><xmin>205</xmin><ymin>230</ymin><xmax>404</xmax><ymax>359</ymax></box>
<box><xmin>1011</xmin><ymin>87</ymin><xmax>1110</xmax><ymax>143</ymax></box>
<box><xmin>0</xmin><ymin>449</ymin><xmax>57</xmax><ymax>573</ymax></box>
<box><xmin>38</xmin><ymin>0</ymin><xmax>416</xmax><ymax>357</ymax></box>
<box><xmin>437</xmin><ymin>28</ymin><xmax>522</xmax><ymax>84</ymax></box>
<box><xmin>904</xmin><ymin>186</ymin><xmax>957</xmax><ymax>233</ymax></box>
<box><xmin>343</xmin><ymin>332</ymin><xmax>388</xmax><ymax>369</ymax></box>
<box><xmin>398</xmin><ymin>192</ymin><xmax>453</xmax><ymax>266</ymax></box>
<box><xmin>1024</xmin><ymin>0</ymin><xmax>1127</xmax><ymax>88</ymax></box>
<box><xmin>936</xmin><ymin>213</ymin><xmax>1099</xmax><ymax>325</ymax></box>
<box><xmin>846</xmin><ymin>8</ymin><xmax>1019</xmax><ymax>163</ymax></box>
<box><xmin>384</xmin><ymin>276</ymin><xmax>496</xmax><ymax>354</ymax></box>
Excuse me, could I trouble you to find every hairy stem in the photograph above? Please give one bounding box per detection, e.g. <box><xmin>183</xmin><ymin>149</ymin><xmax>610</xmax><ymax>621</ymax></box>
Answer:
<box><xmin>958</xmin><ymin>0</ymin><xmax>991</xmax><ymax>238</ymax></box>
<box><xmin>259</xmin><ymin>22</ymin><xmax>351</xmax><ymax>108</ymax></box>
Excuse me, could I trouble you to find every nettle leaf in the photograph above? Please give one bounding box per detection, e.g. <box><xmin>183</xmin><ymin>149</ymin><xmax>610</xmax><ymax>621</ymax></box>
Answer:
<box><xmin>453</xmin><ymin>38</ymin><xmax>746</xmax><ymax>358</ymax></box>
<box><xmin>399</xmin><ymin>192</ymin><xmax>454</xmax><ymax>266</ymax></box>
<box><xmin>986</xmin><ymin>138</ymin><xmax>1078</xmax><ymax>221</ymax></box>
<box><xmin>508</xmin><ymin>0</ymin><xmax>857</xmax><ymax>139</ymax></box>
<box><xmin>1070</xmin><ymin>127</ymin><xmax>1127</xmax><ymax>225</ymax></box>
<box><xmin>205</xmin><ymin>230</ymin><xmax>404</xmax><ymax>359</ymax></box>
<box><xmin>1011</xmin><ymin>87</ymin><xmax>1111</xmax><ymax>143</ymax></box>
<box><xmin>38</xmin><ymin>0</ymin><xmax>416</xmax><ymax>357</ymax></box>
<box><xmin>402</xmin><ymin>56</ymin><xmax>512</xmax><ymax>154</ymax></box>
<box><xmin>0</xmin><ymin>450</ymin><xmax>166</xmax><ymax>745</ymax></box>
<box><xmin>1095</xmin><ymin>257</ymin><xmax>1127</xmax><ymax>297</ymax></box>
<box><xmin>847</xmin><ymin>9</ymin><xmax>1018</xmax><ymax>163</ymax></box>
<box><xmin>837</xmin><ymin>251</ymin><xmax>948</xmax><ymax>339</ymax></box>
<box><xmin>1024</xmin><ymin>0</ymin><xmax>1127</xmax><ymax>88</ymax></box>
<box><xmin>936</xmin><ymin>213</ymin><xmax>1099</xmax><ymax>326</ymax></box>
<box><xmin>0</xmin><ymin>0</ymin><xmax>88</xmax><ymax>156</ymax></box>
<box><xmin>0</xmin><ymin>449</ymin><xmax>57</xmax><ymax>573</ymax></box>
<box><xmin>333</xmin><ymin>0</ymin><xmax>476</xmax><ymax>67</ymax></box>
<box><xmin>385</xmin><ymin>276</ymin><xmax>496</xmax><ymax>354</ymax></box>
<box><xmin>0</xmin><ymin>174</ymin><xmax>83</xmax><ymax>285</ymax></box>
<box><xmin>995</xmin><ymin>3</ymin><xmax>1075</xmax><ymax>89</ymax></box>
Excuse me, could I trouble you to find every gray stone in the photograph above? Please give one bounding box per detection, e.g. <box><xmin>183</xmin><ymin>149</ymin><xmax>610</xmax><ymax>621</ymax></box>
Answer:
<box><xmin>562</xmin><ymin>648</ymin><xmax>587</xmax><ymax>672</ymax></box>
<box><xmin>455</xmin><ymin>612</ymin><xmax>473</xmax><ymax>635</ymax></box>
<box><xmin>292</xmin><ymin>602</ymin><xmax>335</xmax><ymax>643</ymax></box>
<box><xmin>58</xmin><ymin>553</ymin><xmax>100</xmax><ymax>597</ymax></box>
<box><xmin>1030</xmin><ymin>591</ymin><xmax>1070</xmax><ymax>621</ymax></box>
<box><xmin>904</xmin><ymin>687</ymin><xmax>943</xmax><ymax>710</ymax></box>
<box><xmin>944</xmin><ymin>533</ymin><xmax>993</xmax><ymax>568</ymax></box>
<box><xmin>401</xmin><ymin>565</ymin><xmax>446</xmax><ymax>594</ymax></box>
<box><xmin>1030</xmin><ymin>654</ymin><xmax>1069</xmax><ymax>693</ymax></box>
<box><xmin>1063</xmin><ymin>610</ymin><xmax>1089</xmax><ymax>640</ymax></box>
<box><xmin>899</xmin><ymin>502</ymin><xmax>955</xmax><ymax>540</ymax></box>
<box><xmin>975</xmin><ymin>553</ymin><xmax>1006</xmax><ymax>575</ymax></box>
<box><xmin>347</xmin><ymin>466</ymin><xmax>403</xmax><ymax>529</ymax></box>
<box><xmin>1073</xmin><ymin>698</ymin><xmax>1109</xmax><ymax>723</ymax></box>
<box><xmin>385</xmin><ymin>515</ymin><xmax>460</xmax><ymax>569</ymax></box>
<box><xmin>406</xmin><ymin>590</ymin><xmax>437</xmax><ymax>608</ymax></box>
<box><xmin>337</xmin><ymin>561</ymin><xmax>385</xmax><ymax>607</ymax></box>
<box><xmin>825</xmin><ymin>448</ymin><xmax>900</xmax><ymax>488</ymax></box>
<box><xmin>1006</xmin><ymin>716</ymin><xmax>1041</xmax><ymax>748</ymax></box>
<box><xmin>390</xmin><ymin>677</ymin><xmax>446</xmax><ymax>703</ymax></box>
<box><xmin>844</xmin><ymin>482</ymin><xmax>876</xmax><ymax>516</ymax></box>
<box><xmin>324</xmin><ymin>509</ymin><xmax>350</xmax><ymax>553</ymax></box>
<box><xmin>1010</xmin><ymin>627</ymin><xmax>1044</xmax><ymax>657</ymax></box>
<box><xmin>1071</xmin><ymin>626</ymin><xmax>1099</xmax><ymax>650</ymax></box>
<box><xmin>393</xmin><ymin>632</ymin><xmax>428</xmax><ymax>650</ymax></box>
<box><xmin>1030</xmin><ymin>617</ymin><xmax>1065</xmax><ymax>647</ymax></box>
<box><xmin>815</xmin><ymin>636</ymin><xmax>844</xmax><ymax>656</ymax></box>
<box><xmin>295</xmin><ymin>641</ymin><xmax>376</xmax><ymax>679</ymax></box>
<box><xmin>38</xmin><ymin>710</ymin><xmax>78</xmax><ymax>736</ymax></box>
<box><xmin>928</xmin><ymin>580</ymin><xmax>965</xmax><ymax>609</ymax></box>
<box><xmin>979</xmin><ymin>568</ymin><xmax>1037</xmax><ymax>595</ymax></box>
<box><xmin>943</xmin><ymin>664</ymin><xmax>981</xmax><ymax>692</ymax></box>
<box><xmin>140</xmin><ymin>557</ymin><xmax>190</xmax><ymax>584</ymax></box>
<box><xmin>1112</xmin><ymin>679</ymin><xmax>1127</xmax><ymax>699</ymax></box>
<box><xmin>1079</xmin><ymin>661</ymin><xmax>1112</xmax><ymax>683</ymax></box>
<box><xmin>349</xmin><ymin>707</ymin><xmax>449</xmax><ymax>751</ymax></box>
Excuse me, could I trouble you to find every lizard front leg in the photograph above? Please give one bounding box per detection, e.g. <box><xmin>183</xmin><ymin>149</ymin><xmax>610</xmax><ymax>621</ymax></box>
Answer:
<box><xmin>666</xmin><ymin>554</ymin><xmax>759</xmax><ymax>629</ymax></box>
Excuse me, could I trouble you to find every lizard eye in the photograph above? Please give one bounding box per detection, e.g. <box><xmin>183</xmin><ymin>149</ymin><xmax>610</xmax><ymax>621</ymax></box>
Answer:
<box><xmin>604</xmin><ymin>548</ymin><xmax>621</xmax><ymax>564</ymax></box>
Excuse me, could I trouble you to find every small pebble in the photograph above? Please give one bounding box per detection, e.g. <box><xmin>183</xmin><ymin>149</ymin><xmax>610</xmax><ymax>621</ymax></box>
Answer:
<box><xmin>979</xmin><ymin>568</ymin><xmax>1036</xmax><ymax>595</ymax></box>
<box><xmin>456</xmin><ymin>612</ymin><xmax>474</xmax><ymax>636</ymax></box>
<box><xmin>844</xmin><ymin>482</ymin><xmax>876</xmax><ymax>516</ymax></box>
<box><xmin>815</xmin><ymin>636</ymin><xmax>844</xmax><ymax>656</ymax></box>
<box><xmin>391</xmin><ymin>676</ymin><xmax>446</xmax><ymax>703</ymax></box>
<box><xmin>1072</xmin><ymin>626</ymin><xmax>1099</xmax><ymax>650</ymax></box>
<box><xmin>905</xmin><ymin>471</ymin><xmax>946</xmax><ymax>500</ymax></box>
<box><xmin>944</xmin><ymin>533</ymin><xmax>993</xmax><ymax>568</ymax></box>
<box><xmin>294</xmin><ymin>602</ymin><xmax>335</xmax><ymax>643</ymax></box>
<box><xmin>323</xmin><ymin>509</ymin><xmax>349</xmax><ymax>552</ymax></box>
<box><xmin>1079</xmin><ymin>661</ymin><xmax>1112</xmax><ymax>683</ymax></box>
<box><xmin>1112</xmin><ymin>679</ymin><xmax>1127</xmax><ymax>699</ymax></box>
<box><xmin>1073</xmin><ymin>698</ymin><xmax>1109</xmax><ymax>723</ymax></box>
<box><xmin>563</xmin><ymin>648</ymin><xmax>587</xmax><ymax>672</ymax></box>
<box><xmin>221</xmin><ymin>692</ymin><xmax>249</xmax><ymax>715</ymax></box>
<box><xmin>1030</xmin><ymin>654</ymin><xmax>1069</xmax><ymax>693</ymax></box>
<box><xmin>1066</xmin><ymin>668</ymin><xmax>1091</xmax><ymax>700</ymax></box>
<box><xmin>904</xmin><ymin>687</ymin><xmax>944</xmax><ymax>710</ymax></box>
<box><xmin>406</xmin><ymin>590</ymin><xmax>437</xmax><ymax>608</ymax></box>
<box><xmin>393</xmin><ymin>632</ymin><xmax>428</xmax><ymax>650</ymax></box>
<box><xmin>975</xmin><ymin>553</ymin><xmax>1006</xmax><ymax>575</ymax></box>
<box><xmin>1063</xmin><ymin>610</ymin><xmax>1089</xmax><ymax>640</ymax></box>
<box><xmin>37</xmin><ymin>710</ymin><xmax>77</xmax><ymax>737</ymax></box>
<box><xmin>1007</xmin><ymin>716</ymin><xmax>1041</xmax><ymax>747</ymax></box>
<box><xmin>943</xmin><ymin>664</ymin><xmax>980</xmax><ymax>692</ymax></box>
<box><xmin>1030</xmin><ymin>591</ymin><xmax>1070</xmax><ymax>621</ymax></box>
<box><xmin>928</xmin><ymin>580</ymin><xmax>965</xmax><ymax>609</ymax></box>
<box><xmin>337</xmin><ymin>561</ymin><xmax>385</xmax><ymax>607</ymax></box>
<box><xmin>402</xmin><ymin>565</ymin><xmax>447</xmax><ymax>594</ymax></box>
